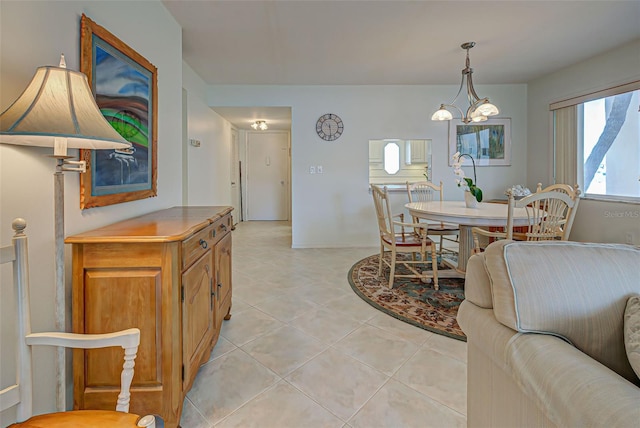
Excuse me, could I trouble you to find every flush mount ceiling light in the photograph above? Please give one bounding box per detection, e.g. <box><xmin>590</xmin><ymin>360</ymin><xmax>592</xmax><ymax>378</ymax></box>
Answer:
<box><xmin>251</xmin><ymin>120</ymin><xmax>268</xmax><ymax>130</ymax></box>
<box><xmin>432</xmin><ymin>42</ymin><xmax>499</xmax><ymax>124</ymax></box>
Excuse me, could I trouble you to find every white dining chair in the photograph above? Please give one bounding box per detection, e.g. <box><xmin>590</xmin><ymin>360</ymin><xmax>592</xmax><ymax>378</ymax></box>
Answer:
<box><xmin>472</xmin><ymin>187</ymin><xmax>580</xmax><ymax>253</ymax></box>
<box><xmin>406</xmin><ymin>181</ymin><xmax>460</xmax><ymax>257</ymax></box>
<box><xmin>371</xmin><ymin>185</ymin><xmax>439</xmax><ymax>289</ymax></box>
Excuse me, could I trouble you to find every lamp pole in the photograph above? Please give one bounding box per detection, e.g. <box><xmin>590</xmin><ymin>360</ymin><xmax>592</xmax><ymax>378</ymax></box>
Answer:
<box><xmin>54</xmin><ymin>161</ymin><xmax>65</xmax><ymax>410</ymax></box>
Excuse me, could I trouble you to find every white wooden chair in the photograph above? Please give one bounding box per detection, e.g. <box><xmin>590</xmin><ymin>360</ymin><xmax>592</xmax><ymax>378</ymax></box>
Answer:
<box><xmin>406</xmin><ymin>181</ymin><xmax>459</xmax><ymax>256</ymax></box>
<box><xmin>371</xmin><ymin>185</ymin><xmax>439</xmax><ymax>289</ymax></box>
<box><xmin>0</xmin><ymin>218</ymin><xmax>156</xmax><ymax>428</ymax></box>
<box><xmin>535</xmin><ymin>182</ymin><xmax>581</xmax><ymax>232</ymax></box>
<box><xmin>472</xmin><ymin>188</ymin><xmax>580</xmax><ymax>253</ymax></box>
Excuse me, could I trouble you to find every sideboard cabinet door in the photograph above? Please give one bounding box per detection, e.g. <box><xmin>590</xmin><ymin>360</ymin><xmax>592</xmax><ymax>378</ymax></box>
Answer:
<box><xmin>215</xmin><ymin>231</ymin><xmax>232</xmax><ymax>328</ymax></box>
<box><xmin>182</xmin><ymin>248</ymin><xmax>215</xmax><ymax>391</ymax></box>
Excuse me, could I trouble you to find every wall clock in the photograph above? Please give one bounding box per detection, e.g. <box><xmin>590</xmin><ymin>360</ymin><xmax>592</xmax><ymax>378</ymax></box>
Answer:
<box><xmin>316</xmin><ymin>113</ymin><xmax>344</xmax><ymax>141</ymax></box>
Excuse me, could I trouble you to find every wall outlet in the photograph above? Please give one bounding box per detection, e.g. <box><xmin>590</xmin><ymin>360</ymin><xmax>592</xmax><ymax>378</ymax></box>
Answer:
<box><xmin>309</xmin><ymin>166</ymin><xmax>315</xmax><ymax>174</ymax></box>
<box><xmin>317</xmin><ymin>165</ymin><xmax>323</xmax><ymax>174</ymax></box>
<box><xmin>189</xmin><ymin>139</ymin><xmax>201</xmax><ymax>147</ymax></box>
<box><xmin>625</xmin><ymin>232</ymin><xmax>634</xmax><ymax>245</ymax></box>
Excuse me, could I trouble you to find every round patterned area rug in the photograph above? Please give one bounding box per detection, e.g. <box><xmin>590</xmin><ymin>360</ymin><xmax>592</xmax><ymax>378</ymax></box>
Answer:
<box><xmin>348</xmin><ymin>253</ymin><xmax>466</xmax><ymax>341</ymax></box>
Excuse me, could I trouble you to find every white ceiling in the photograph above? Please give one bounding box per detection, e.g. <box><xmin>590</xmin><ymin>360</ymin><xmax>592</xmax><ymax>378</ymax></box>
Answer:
<box><xmin>163</xmin><ymin>0</ymin><xmax>640</xmax><ymax>129</ymax></box>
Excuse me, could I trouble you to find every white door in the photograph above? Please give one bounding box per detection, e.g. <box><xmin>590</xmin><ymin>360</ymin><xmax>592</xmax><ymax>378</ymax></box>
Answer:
<box><xmin>246</xmin><ymin>131</ymin><xmax>289</xmax><ymax>220</ymax></box>
<box><xmin>230</xmin><ymin>128</ymin><xmax>240</xmax><ymax>222</ymax></box>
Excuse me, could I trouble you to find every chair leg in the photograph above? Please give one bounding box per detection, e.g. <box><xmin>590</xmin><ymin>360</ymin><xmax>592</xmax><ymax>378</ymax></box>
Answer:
<box><xmin>378</xmin><ymin>242</ymin><xmax>384</xmax><ymax>277</ymax></box>
<box><xmin>431</xmin><ymin>244</ymin><xmax>439</xmax><ymax>290</ymax></box>
<box><xmin>388</xmin><ymin>248</ymin><xmax>396</xmax><ymax>288</ymax></box>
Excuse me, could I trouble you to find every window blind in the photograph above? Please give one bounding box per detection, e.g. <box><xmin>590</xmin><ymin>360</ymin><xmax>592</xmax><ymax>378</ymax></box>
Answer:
<box><xmin>553</xmin><ymin>106</ymin><xmax>578</xmax><ymax>185</ymax></box>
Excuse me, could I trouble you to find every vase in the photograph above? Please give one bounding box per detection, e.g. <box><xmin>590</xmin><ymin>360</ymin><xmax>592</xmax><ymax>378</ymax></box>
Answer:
<box><xmin>464</xmin><ymin>190</ymin><xmax>479</xmax><ymax>208</ymax></box>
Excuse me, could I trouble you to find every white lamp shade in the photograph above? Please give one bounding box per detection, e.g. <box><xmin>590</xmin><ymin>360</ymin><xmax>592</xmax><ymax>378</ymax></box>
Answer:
<box><xmin>475</xmin><ymin>102</ymin><xmax>499</xmax><ymax>117</ymax></box>
<box><xmin>431</xmin><ymin>107</ymin><xmax>453</xmax><ymax>121</ymax></box>
<box><xmin>470</xmin><ymin>109</ymin><xmax>489</xmax><ymax>122</ymax></box>
<box><xmin>0</xmin><ymin>65</ymin><xmax>130</xmax><ymax>150</ymax></box>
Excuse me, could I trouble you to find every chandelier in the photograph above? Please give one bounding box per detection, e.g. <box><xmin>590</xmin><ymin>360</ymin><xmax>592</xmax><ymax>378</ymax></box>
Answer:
<box><xmin>431</xmin><ymin>42</ymin><xmax>499</xmax><ymax>124</ymax></box>
<box><xmin>251</xmin><ymin>120</ymin><xmax>268</xmax><ymax>130</ymax></box>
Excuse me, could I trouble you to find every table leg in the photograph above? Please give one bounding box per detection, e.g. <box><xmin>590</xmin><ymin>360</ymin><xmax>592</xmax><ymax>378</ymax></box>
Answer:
<box><xmin>437</xmin><ymin>225</ymin><xmax>472</xmax><ymax>276</ymax></box>
<box><xmin>457</xmin><ymin>225</ymin><xmax>473</xmax><ymax>273</ymax></box>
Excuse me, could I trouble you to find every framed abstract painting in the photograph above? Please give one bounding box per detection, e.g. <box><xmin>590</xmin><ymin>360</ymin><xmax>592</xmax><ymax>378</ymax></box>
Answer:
<box><xmin>79</xmin><ymin>14</ymin><xmax>157</xmax><ymax>209</ymax></box>
<box><xmin>448</xmin><ymin>118</ymin><xmax>511</xmax><ymax>166</ymax></box>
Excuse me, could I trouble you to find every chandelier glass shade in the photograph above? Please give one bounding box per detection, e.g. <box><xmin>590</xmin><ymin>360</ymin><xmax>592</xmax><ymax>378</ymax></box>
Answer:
<box><xmin>251</xmin><ymin>120</ymin><xmax>268</xmax><ymax>130</ymax></box>
<box><xmin>432</xmin><ymin>42</ymin><xmax>499</xmax><ymax>124</ymax></box>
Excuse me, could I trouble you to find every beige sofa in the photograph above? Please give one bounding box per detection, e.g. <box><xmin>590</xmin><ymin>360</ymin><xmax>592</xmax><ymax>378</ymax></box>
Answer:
<box><xmin>458</xmin><ymin>240</ymin><xmax>640</xmax><ymax>427</ymax></box>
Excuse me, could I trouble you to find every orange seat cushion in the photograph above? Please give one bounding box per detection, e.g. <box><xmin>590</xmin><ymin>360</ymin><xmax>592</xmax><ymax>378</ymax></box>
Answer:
<box><xmin>10</xmin><ymin>410</ymin><xmax>141</xmax><ymax>428</ymax></box>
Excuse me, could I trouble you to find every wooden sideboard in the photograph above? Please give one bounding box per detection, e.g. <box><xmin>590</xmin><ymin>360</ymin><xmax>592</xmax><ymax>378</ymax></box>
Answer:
<box><xmin>65</xmin><ymin>206</ymin><xmax>233</xmax><ymax>427</ymax></box>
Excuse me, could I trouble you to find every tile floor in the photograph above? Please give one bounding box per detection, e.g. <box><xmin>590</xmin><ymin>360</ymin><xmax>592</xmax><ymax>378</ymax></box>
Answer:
<box><xmin>180</xmin><ymin>221</ymin><xmax>467</xmax><ymax>428</ymax></box>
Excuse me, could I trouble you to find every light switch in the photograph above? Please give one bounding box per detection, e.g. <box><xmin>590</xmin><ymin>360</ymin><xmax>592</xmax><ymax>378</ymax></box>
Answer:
<box><xmin>309</xmin><ymin>166</ymin><xmax>316</xmax><ymax>174</ymax></box>
<box><xmin>317</xmin><ymin>165</ymin><xmax>323</xmax><ymax>174</ymax></box>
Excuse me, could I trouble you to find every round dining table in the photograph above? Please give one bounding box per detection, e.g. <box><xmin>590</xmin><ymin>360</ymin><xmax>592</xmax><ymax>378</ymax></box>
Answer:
<box><xmin>405</xmin><ymin>200</ymin><xmax>532</xmax><ymax>275</ymax></box>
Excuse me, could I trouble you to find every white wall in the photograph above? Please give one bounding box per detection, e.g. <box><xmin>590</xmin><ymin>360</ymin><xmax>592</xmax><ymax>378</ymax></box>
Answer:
<box><xmin>209</xmin><ymin>84</ymin><xmax>528</xmax><ymax>248</ymax></box>
<box><xmin>0</xmin><ymin>1</ymin><xmax>183</xmax><ymax>422</ymax></box>
<box><xmin>182</xmin><ymin>62</ymin><xmax>232</xmax><ymax>205</ymax></box>
<box><xmin>527</xmin><ymin>39</ymin><xmax>640</xmax><ymax>244</ymax></box>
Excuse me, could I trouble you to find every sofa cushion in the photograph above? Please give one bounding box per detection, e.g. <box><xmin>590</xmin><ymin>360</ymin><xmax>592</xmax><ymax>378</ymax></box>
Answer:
<box><xmin>485</xmin><ymin>240</ymin><xmax>640</xmax><ymax>384</ymax></box>
<box><xmin>624</xmin><ymin>294</ymin><xmax>640</xmax><ymax>380</ymax></box>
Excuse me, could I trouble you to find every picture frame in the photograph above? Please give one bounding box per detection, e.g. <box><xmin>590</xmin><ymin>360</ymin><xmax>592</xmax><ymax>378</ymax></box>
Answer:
<box><xmin>448</xmin><ymin>118</ymin><xmax>511</xmax><ymax>166</ymax></box>
<box><xmin>79</xmin><ymin>14</ymin><xmax>157</xmax><ymax>209</ymax></box>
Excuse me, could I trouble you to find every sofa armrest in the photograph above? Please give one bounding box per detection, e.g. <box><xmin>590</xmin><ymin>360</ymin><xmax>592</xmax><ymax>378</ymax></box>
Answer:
<box><xmin>463</xmin><ymin>254</ymin><xmax>493</xmax><ymax>309</ymax></box>
<box><xmin>460</xmin><ymin>300</ymin><xmax>559</xmax><ymax>427</ymax></box>
<box><xmin>458</xmin><ymin>300</ymin><xmax>517</xmax><ymax>367</ymax></box>
<box><xmin>507</xmin><ymin>333</ymin><xmax>640</xmax><ymax>428</ymax></box>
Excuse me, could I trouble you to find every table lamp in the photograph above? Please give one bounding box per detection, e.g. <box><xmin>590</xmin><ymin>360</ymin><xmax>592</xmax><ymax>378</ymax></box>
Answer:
<box><xmin>0</xmin><ymin>55</ymin><xmax>131</xmax><ymax>411</ymax></box>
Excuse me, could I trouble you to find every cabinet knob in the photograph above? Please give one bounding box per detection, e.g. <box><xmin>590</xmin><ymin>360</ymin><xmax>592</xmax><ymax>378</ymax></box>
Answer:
<box><xmin>199</xmin><ymin>239</ymin><xmax>208</xmax><ymax>249</ymax></box>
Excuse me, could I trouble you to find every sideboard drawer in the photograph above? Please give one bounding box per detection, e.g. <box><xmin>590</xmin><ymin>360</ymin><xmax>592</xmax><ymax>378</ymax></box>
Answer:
<box><xmin>182</xmin><ymin>223</ymin><xmax>215</xmax><ymax>269</ymax></box>
<box><xmin>209</xmin><ymin>214</ymin><xmax>231</xmax><ymax>245</ymax></box>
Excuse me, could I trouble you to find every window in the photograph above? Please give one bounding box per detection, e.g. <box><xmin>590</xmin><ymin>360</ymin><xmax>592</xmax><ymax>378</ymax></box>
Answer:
<box><xmin>552</xmin><ymin>83</ymin><xmax>640</xmax><ymax>202</ymax></box>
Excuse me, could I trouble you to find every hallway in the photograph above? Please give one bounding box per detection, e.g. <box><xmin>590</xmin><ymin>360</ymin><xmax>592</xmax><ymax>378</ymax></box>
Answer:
<box><xmin>180</xmin><ymin>221</ymin><xmax>466</xmax><ymax>427</ymax></box>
